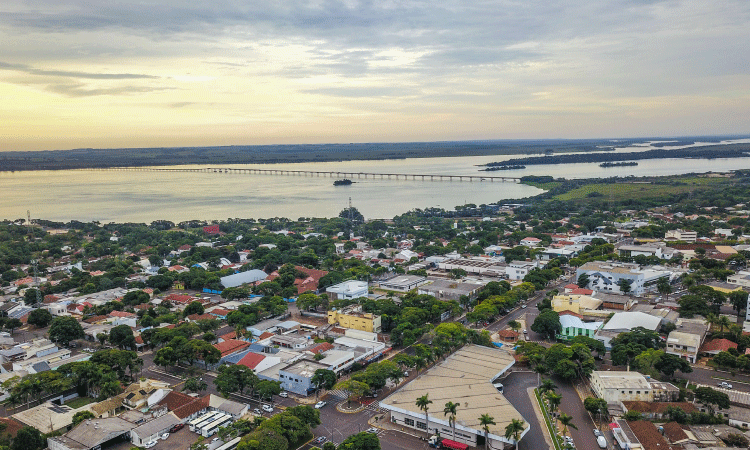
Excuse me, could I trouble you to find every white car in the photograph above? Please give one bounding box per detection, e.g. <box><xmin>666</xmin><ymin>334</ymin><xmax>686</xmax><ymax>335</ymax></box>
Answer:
<box><xmin>718</xmin><ymin>381</ymin><xmax>733</xmax><ymax>389</ymax></box>
<box><xmin>253</xmin><ymin>408</ymin><xmax>262</xmax><ymax>415</ymax></box>
<box><xmin>279</xmin><ymin>391</ymin><xmax>288</xmax><ymax>398</ymax></box>
<box><xmin>262</xmin><ymin>404</ymin><xmax>274</xmax><ymax>412</ymax></box>
<box><xmin>144</xmin><ymin>442</ymin><xmax>157</xmax><ymax>449</ymax></box>
<box><xmin>314</xmin><ymin>401</ymin><xmax>327</xmax><ymax>409</ymax></box>
<box><xmin>596</xmin><ymin>435</ymin><xmax>607</xmax><ymax>448</ymax></box>
<box><xmin>161</xmin><ymin>433</ymin><xmax>169</xmax><ymax>440</ymax></box>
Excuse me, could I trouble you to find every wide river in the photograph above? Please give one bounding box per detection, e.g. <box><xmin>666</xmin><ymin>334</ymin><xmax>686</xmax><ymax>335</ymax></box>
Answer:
<box><xmin>3</xmin><ymin>139</ymin><xmax>750</xmax><ymax>223</ymax></box>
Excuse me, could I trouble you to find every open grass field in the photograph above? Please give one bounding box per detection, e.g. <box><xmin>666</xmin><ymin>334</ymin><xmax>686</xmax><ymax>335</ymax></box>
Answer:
<box><xmin>525</xmin><ymin>174</ymin><xmax>735</xmax><ymax>204</ymax></box>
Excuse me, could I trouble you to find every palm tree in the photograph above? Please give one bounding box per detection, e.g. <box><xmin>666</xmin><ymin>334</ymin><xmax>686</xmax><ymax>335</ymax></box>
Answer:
<box><xmin>479</xmin><ymin>414</ymin><xmax>496</xmax><ymax>449</ymax></box>
<box><xmin>706</xmin><ymin>313</ymin><xmax>719</xmax><ymax>333</ymax></box>
<box><xmin>444</xmin><ymin>401</ymin><xmax>459</xmax><ymax>441</ymax></box>
<box><xmin>559</xmin><ymin>413</ymin><xmax>577</xmax><ymax>438</ymax></box>
<box><xmin>716</xmin><ymin>315</ymin><xmax>731</xmax><ymax>335</ymax></box>
<box><xmin>546</xmin><ymin>391</ymin><xmax>562</xmax><ymax>426</ymax></box>
<box><xmin>416</xmin><ymin>394</ymin><xmax>433</xmax><ymax>435</ymax></box>
<box><xmin>504</xmin><ymin>419</ymin><xmax>525</xmax><ymax>450</ymax></box>
<box><xmin>539</xmin><ymin>379</ymin><xmax>557</xmax><ymax>396</ymax></box>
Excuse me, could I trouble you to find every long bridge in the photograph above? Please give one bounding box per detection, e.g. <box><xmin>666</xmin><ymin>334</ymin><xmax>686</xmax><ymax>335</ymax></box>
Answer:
<box><xmin>88</xmin><ymin>166</ymin><xmax>520</xmax><ymax>182</ymax></box>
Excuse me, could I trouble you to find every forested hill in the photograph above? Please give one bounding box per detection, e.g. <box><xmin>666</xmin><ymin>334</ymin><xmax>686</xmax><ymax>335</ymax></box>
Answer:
<box><xmin>485</xmin><ymin>144</ymin><xmax>750</xmax><ymax>166</ymax></box>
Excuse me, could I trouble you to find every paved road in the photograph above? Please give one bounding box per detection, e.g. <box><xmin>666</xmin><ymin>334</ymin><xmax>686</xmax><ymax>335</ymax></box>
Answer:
<box><xmin>501</xmin><ymin>371</ymin><xmax>550</xmax><ymax>450</ymax></box>
<box><xmin>554</xmin><ymin>378</ymin><xmax>599</xmax><ymax>450</ymax></box>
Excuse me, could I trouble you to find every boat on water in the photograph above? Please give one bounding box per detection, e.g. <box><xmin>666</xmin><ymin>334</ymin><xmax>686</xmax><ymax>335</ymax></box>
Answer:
<box><xmin>333</xmin><ymin>179</ymin><xmax>353</xmax><ymax>186</ymax></box>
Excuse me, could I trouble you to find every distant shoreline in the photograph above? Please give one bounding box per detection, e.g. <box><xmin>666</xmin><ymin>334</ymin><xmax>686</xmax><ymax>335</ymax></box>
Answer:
<box><xmin>0</xmin><ymin>137</ymin><xmax>747</xmax><ymax>172</ymax></box>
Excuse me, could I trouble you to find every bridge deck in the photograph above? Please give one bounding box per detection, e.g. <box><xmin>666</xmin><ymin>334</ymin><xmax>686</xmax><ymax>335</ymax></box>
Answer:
<box><xmin>87</xmin><ymin>166</ymin><xmax>520</xmax><ymax>182</ymax></box>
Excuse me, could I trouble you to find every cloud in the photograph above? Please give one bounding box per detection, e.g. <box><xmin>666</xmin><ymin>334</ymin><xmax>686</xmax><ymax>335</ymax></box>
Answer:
<box><xmin>0</xmin><ymin>61</ymin><xmax>159</xmax><ymax>80</ymax></box>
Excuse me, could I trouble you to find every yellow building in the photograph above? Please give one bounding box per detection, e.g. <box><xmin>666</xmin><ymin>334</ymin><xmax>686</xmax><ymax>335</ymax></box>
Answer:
<box><xmin>551</xmin><ymin>294</ymin><xmax>603</xmax><ymax>314</ymax></box>
<box><xmin>706</xmin><ymin>282</ymin><xmax>744</xmax><ymax>294</ymax></box>
<box><xmin>328</xmin><ymin>307</ymin><xmax>382</xmax><ymax>333</ymax></box>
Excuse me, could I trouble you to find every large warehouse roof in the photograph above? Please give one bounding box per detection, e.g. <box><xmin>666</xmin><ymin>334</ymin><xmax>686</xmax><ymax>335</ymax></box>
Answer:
<box><xmin>380</xmin><ymin>345</ymin><xmax>527</xmax><ymax>445</ymax></box>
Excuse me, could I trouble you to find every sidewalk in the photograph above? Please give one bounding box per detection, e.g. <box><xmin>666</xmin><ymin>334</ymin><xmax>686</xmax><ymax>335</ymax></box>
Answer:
<box><xmin>528</xmin><ymin>387</ymin><xmax>555</xmax><ymax>450</ymax></box>
<box><xmin>367</xmin><ymin>412</ymin><xmax>432</xmax><ymax>442</ymax></box>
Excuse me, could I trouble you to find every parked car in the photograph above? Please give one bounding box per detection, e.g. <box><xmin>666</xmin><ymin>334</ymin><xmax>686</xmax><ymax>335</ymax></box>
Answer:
<box><xmin>279</xmin><ymin>391</ymin><xmax>288</xmax><ymax>398</ymax></box>
<box><xmin>144</xmin><ymin>442</ymin><xmax>157</xmax><ymax>449</ymax></box>
<box><xmin>262</xmin><ymin>404</ymin><xmax>274</xmax><ymax>412</ymax></box>
<box><xmin>523</xmin><ymin>329</ymin><xmax>527</xmax><ymax>334</ymax></box>
<box><xmin>161</xmin><ymin>433</ymin><xmax>169</xmax><ymax>440</ymax></box>
<box><xmin>314</xmin><ymin>401</ymin><xmax>327</xmax><ymax>409</ymax></box>
<box><xmin>253</xmin><ymin>408</ymin><xmax>262</xmax><ymax>415</ymax></box>
<box><xmin>597</xmin><ymin>435</ymin><xmax>607</xmax><ymax>448</ymax></box>
<box><xmin>169</xmin><ymin>423</ymin><xmax>184</xmax><ymax>433</ymax></box>
<box><xmin>313</xmin><ymin>437</ymin><xmax>327</xmax><ymax>444</ymax></box>
<box><xmin>366</xmin><ymin>428</ymin><xmax>379</xmax><ymax>434</ymax></box>
<box><xmin>718</xmin><ymin>381</ymin><xmax>733</xmax><ymax>389</ymax></box>
<box><xmin>593</xmin><ymin>429</ymin><xmax>603</xmax><ymax>437</ymax></box>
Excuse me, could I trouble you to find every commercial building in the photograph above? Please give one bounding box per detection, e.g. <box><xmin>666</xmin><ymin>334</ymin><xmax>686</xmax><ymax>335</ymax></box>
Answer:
<box><xmin>437</xmin><ymin>258</ymin><xmax>506</xmax><ymax>277</ymax></box>
<box><xmin>130</xmin><ymin>413</ymin><xmax>181</xmax><ymax>446</ymax></box>
<box><xmin>417</xmin><ymin>279</ymin><xmax>486</xmax><ymax>302</ymax></box>
<box><xmin>380</xmin><ymin>345</ymin><xmax>528</xmax><ymax>449</ymax></box>
<box><xmin>594</xmin><ymin>311</ymin><xmax>662</xmax><ymax>349</ymax></box>
<box><xmin>576</xmin><ymin>261</ymin><xmax>673</xmax><ymax>295</ymax></box>
<box><xmin>219</xmin><ymin>270</ymin><xmax>268</xmax><ymax>289</ymax></box>
<box><xmin>557</xmin><ymin>313</ymin><xmax>602</xmax><ymax>340</ymax></box>
<box><xmin>506</xmin><ymin>261</ymin><xmax>538</xmax><ymax>280</ymax></box>
<box><xmin>728</xmin><ymin>271</ymin><xmax>750</xmax><ymax>289</ymax></box>
<box><xmin>48</xmin><ymin>417</ymin><xmax>134</xmax><ymax>450</ymax></box>
<box><xmin>377</xmin><ymin>275</ymin><xmax>428</xmax><ymax>292</ymax></box>
<box><xmin>665</xmin><ymin>229</ymin><xmax>697</xmax><ymax>242</ymax></box>
<box><xmin>326</xmin><ymin>280</ymin><xmax>369</xmax><ymax>301</ymax></box>
<box><xmin>551</xmin><ymin>294</ymin><xmax>602</xmax><ymax>314</ymax></box>
<box><xmin>278</xmin><ymin>359</ymin><xmax>329</xmax><ymax>395</ymax></box>
<box><xmin>591</xmin><ymin>371</ymin><xmax>654</xmax><ymax>403</ymax></box>
<box><xmin>665</xmin><ymin>318</ymin><xmax>708</xmax><ymax>363</ymax></box>
<box><xmin>327</xmin><ymin>305</ymin><xmax>381</xmax><ymax>333</ymax></box>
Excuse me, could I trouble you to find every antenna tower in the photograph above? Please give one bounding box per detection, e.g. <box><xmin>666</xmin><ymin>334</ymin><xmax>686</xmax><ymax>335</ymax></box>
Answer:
<box><xmin>27</xmin><ymin>210</ymin><xmax>42</xmax><ymax>305</ymax></box>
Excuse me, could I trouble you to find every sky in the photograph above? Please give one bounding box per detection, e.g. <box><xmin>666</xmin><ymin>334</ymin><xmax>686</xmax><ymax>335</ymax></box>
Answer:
<box><xmin>1</xmin><ymin>0</ymin><xmax>749</xmax><ymax>151</ymax></box>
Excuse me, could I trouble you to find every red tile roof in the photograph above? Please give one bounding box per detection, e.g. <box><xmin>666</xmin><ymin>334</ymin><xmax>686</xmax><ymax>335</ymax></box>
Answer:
<box><xmin>627</xmin><ymin>420</ymin><xmax>681</xmax><ymax>450</ymax></box>
<box><xmin>110</xmin><ymin>310</ymin><xmax>136</xmax><ymax>318</ymax></box>
<box><xmin>257</xmin><ymin>331</ymin><xmax>275</xmax><ymax>341</ymax></box>
<box><xmin>219</xmin><ymin>331</ymin><xmax>237</xmax><ymax>341</ymax></box>
<box><xmin>622</xmin><ymin>402</ymin><xmax>697</xmax><ymax>415</ymax></box>
<box><xmin>209</xmin><ymin>308</ymin><xmax>231</xmax><ymax>317</ymax></box>
<box><xmin>213</xmin><ymin>339</ymin><xmax>251</xmax><ymax>357</ymax></box>
<box><xmin>571</xmin><ymin>288</ymin><xmax>594</xmax><ymax>295</ymax></box>
<box><xmin>165</xmin><ymin>294</ymin><xmax>195</xmax><ymax>304</ymax></box>
<box><xmin>83</xmin><ymin>315</ymin><xmax>109</xmax><ymax>324</ymax></box>
<box><xmin>661</xmin><ymin>422</ymin><xmax>689</xmax><ymax>444</ymax></box>
<box><xmin>701</xmin><ymin>338</ymin><xmax>738</xmax><ymax>353</ymax></box>
<box><xmin>564</xmin><ymin>284</ymin><xmax>579</xmax><ymax>289</ymax></box>
<box><xmin>158</xmin><ymin>391</ymin><xmax>194</xmax><ymax>412</ymax></box>
<box><xmin>266</xmin><ymin>266</ymin><xmax>329</xmax><ymax>294</ymax></box>
<box><xmin>308</xmin><ymin>342</ymin><xmax>334</xmax><ymax>355</ymax></box>
<box><xmin>171</xmin><ymin>395</ymin><xmax>209</xmax><ymax>419</ymax></box>
<box><xmin>237</xmin><ymin>352</ymin><xmax>266</xmax><ymax>370</ymax></box>
<box><xmin>497</xmin><ymin>329</ymin><xmax>520</xmax><ymax>339</ymax></box>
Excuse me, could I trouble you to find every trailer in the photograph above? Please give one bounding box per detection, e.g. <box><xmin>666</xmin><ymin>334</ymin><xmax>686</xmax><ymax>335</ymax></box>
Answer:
<box><xmin>427</xmin><ymin>436</ymin><xmax>469</xmax><ymax>450</ymax></box>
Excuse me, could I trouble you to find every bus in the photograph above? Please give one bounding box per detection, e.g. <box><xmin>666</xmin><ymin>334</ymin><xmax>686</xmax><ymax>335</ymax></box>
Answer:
<box><xmin>189</xmin><ymin>411</ymin><xmax>220</xmax><ymax>432</ymax></box>
<box><xmin>215</xmin><ymin>437</ymin><xmax>241</xmax><ymax>450</ymax></box>
<box><xmin>200</xmin><ymin>414</ymin><xmax>233</xmax><ymax>437</ymax></box>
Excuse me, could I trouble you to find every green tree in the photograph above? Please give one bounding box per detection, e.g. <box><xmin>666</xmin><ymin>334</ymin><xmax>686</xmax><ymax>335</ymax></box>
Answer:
<box><xmin>4</xmin><ymin>318</ymin><xmax>22</xmax><ymax>335</ymax></box>
<box><xmin>583</xmin><ymin>397</ymin><xmax>607</xmax><ymax>420</ymax></box>
<box><xmin>508</xmin><ymin>320</ymin><xmax>521</xmax><ymax>332</ymax></box>
<box><xmin>27</xmin><ymin>308</ymin><xmax>53</xmax><ymax>328</ymax></box>
<box><xmin>416</xmin><ymin>394</ymin><xmax>432</xmax><ymax>436</ymax></box>
<box><xmin>616</xmin><ymin>278</ymin><xmax>632</xmax><ymax>294</ymax></box>
<box><xmin>334</xmin><ymin>379</ymin><xmax>369</xmax><ymax>407</ymax></box>
<box><xmin>576</xmin><ymin>274</ymin><xmax>589</xmax><ymax>289</ymax></box>
<box><xmin>49</xmin><ymin>316</ymin><xmax>85</xmax><ymax>345</ymax></box>
<box><xmin>729</xmin><ymin>290</ymin><xmax>748</xmax><ymax>319</ymax></box>
<box><xmin>72</xmin><ymin>410</ymin><xmax>95</xmax><ymax>426</ymax></box>
<box><xmin>183</xmin><ymin>377</ymin><xmax>208</xmax><ymax>394</ymax></box>
<box><xmin>694</xmin><ymin>386</ymin><xmax>730</xmax><ymax>414</ymax></box>
<box><xmin>109</xmin><ymin>324</ymin><xmax>136</xmax><ymax>350</ymax></box>
<box><xmin>215</xmin><ymin>364</ymin><xmax>259</xmax><ymax>397</ymax></box>
<box><xmin>558</xmin><ymin>414</ymin><xmax>577</xmax><ymax>438</ymax></box>
<box><xmin>479</xmin><ymin>414</ymin><xmax>496</xmax><ymax>450</ymax></box>
<box><xmin>504</xmin><ymin>418</ymin><xmax>525</xmax><ymax>450</ymax></box>
<box><xmin>339</xmin><ymin>432</ymin><xmax>381</xmax><ymax>450</ymax></box>
<box><xmin>184</xmin><ymin>301</ymin><xmax>205</xmax><ymax>316</ymax></box>
<box><xmin>443</xmin><ymin>401</ymin><xmax>459</xmax><ymax>441</ymax></box>
<box><xmin>655</xmin><ymin>353</ymin><xmax>693</xmax><ymax>378</ymax></box>
<box><xmin>539</xmin><ymin>379</ymin><xmax>557</xmax><ymax>396</ymax></box>
<box><xmin>531</xmin><ymin>310</ymin><xmax>561</xmax><ymax>339</ymax></box>
<box><xmin>154</xmin><ymin>346</ymin><xmax>176</xmax><ymax>372</ymax></box>
<box><xmin>623</xmin><ymin>410</ymin><xmax>643</xmax><ymax>421</ymax></box>
<box><xmin>11</xmin><ymin>426</ymin><xmax>45</xmax><ymax>450</ymax></box>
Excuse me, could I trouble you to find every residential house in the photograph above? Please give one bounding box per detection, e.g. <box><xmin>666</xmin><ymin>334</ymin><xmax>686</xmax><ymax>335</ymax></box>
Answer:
<box><xmin>665</xmin><ymin>229</ymin><xmax>698</xmax><ymax>242</ymax></box>
<box><xmin>701</xmin><ymin>338</ymin><xmax>738</xmax><ymax>356</ymax></box>
<box><xmin>326</xmin><ymin>280</ymin><xmax>368</xmax><ymax>301</ymax></box>
<box><xmin>590</xmin><ymin>371</ymin><xmax>654</xmax><ymax>404</ymax></box>
<box><xmin>327</xmin><ymin>305</ymin><xmax>381</xmax><ymax>333</ymax></box>
<box><xmin>557</xmin><ymin>313</ymin><xmax>603</xmax><ymax>340</ymax></box>
<box><xmin>551</xmin><ymin>294</ymin><xmax>602</xmax><ymax>314</ymax></box>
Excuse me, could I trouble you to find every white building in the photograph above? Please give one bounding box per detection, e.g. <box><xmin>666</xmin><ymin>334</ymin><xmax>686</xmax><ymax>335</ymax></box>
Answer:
<box><xmin>326</xmin><ymin>280</ymin><xmax>368</xmax><ymax>301</ymax></box>
<box><xmin>665</xmin><ymin>229</ymin><xmax>697</xmax><ymax>242</ymax></box>
<box><xmin>506</xmin><ymin>261</ymin><xmax>538</xmax><ymax>280</ymax></box>
<box><xmin>590</xmin><ymin>371</ymin><xmax>653</xmax><ymax>403</ymax></box>
<box><xmin>576</xmin><ymin>261</ymin><xmax>673</xmax><ymax>295</ymax></box>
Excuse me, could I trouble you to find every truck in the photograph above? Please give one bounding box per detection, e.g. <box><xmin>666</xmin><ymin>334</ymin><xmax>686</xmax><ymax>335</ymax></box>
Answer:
<box><xmin>428</xmin><ymin>436</ymin><xmax>469</xmax><ymax>450</ymax></box>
